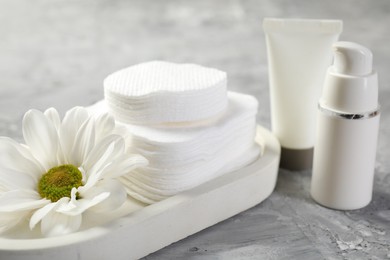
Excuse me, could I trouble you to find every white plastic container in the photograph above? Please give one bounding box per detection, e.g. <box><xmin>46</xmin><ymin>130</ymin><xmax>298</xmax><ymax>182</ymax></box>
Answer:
<box><xmin>263</xmin><ymin>18</ymin><xmax>342</xmax><ymax>170</ymax></box>
<box><xmin>311</xmin><ymin>42</ymin><xmax>380</xmax><ymax>210</ymax></box>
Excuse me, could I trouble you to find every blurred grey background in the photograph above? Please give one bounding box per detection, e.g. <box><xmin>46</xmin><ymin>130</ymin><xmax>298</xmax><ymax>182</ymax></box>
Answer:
<box><xmin>0</xmin><ymin>0</ymin><xmax>389</xmax><ymax>259</ymax></box>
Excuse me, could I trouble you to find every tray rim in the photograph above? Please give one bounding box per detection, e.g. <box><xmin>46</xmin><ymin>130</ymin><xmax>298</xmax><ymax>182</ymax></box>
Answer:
<box><xmin>0</xmin><ymin>125</ymin><xmax>280</xmax><ymax>257</ymax></box>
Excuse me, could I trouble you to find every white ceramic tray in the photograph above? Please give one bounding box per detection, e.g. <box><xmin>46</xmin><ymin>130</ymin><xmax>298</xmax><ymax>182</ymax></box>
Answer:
<box><xmin>0</xmin><ymin>125</ymin><xmax>280</xmax><ymax>260</ymax></box>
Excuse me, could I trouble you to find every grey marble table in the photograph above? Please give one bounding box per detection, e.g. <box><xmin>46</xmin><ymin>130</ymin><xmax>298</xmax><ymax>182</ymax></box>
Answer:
<box><xmin>0</xmin><ymin>0</ymin><xmax>389</xmax><ymax>259</ymax></box>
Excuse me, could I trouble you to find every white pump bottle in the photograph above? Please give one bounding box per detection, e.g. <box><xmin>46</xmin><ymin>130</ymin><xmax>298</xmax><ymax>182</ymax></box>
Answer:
<box><xmin>311</xmin><ymin>41</ymin><xmax>380</xmax><ymax>210</ymax></box>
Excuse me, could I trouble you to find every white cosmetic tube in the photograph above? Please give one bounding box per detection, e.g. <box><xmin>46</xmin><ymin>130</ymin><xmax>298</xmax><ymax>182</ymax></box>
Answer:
<box><xmin>263</xmin><ymin>18</ymin><xmax>342</xmax><ymax>170</ymax></box>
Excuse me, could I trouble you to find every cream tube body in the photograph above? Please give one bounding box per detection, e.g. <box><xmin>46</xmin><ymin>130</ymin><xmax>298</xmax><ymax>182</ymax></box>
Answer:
<box><xmin>263</xmin><ymin>18</ymin><xmax>342</xmax><ymax>170</ymax></box>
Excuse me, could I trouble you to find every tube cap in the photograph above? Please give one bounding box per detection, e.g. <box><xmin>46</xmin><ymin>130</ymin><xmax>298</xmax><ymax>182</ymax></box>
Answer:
<box><xmin>280</xmin><ymin>147</ymin><xmax>314</xmax><ymax>171</ymax></box>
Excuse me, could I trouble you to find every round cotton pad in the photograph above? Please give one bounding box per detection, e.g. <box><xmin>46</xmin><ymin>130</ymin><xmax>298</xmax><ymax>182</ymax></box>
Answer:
<box><xmin>104</xmin><ymin>61</ymin><xmax>228</xmax><ymax>125</ymax></box>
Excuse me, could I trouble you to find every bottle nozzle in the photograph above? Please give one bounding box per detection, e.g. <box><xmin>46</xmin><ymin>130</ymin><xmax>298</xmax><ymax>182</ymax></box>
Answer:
<box><xmin>333</xmin><ymin>41</ymin><xmax>373</xmax><ymax>76</ymax></box>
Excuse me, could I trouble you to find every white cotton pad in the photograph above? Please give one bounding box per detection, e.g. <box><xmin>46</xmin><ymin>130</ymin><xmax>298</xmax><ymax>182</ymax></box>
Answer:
<box><xmin>121</xmin><ymin>144</ymin><xmax>261</xmax><ymax>204</ymax></box>
<box><xmin>104</xmin><ymin>61</ymin><xmax>228</xmax><ymax>125</ymax></box>
<box><xmin>89</xmin><ymin>91</ymin><xmax>260</xmax><ymax>204</ymax></box>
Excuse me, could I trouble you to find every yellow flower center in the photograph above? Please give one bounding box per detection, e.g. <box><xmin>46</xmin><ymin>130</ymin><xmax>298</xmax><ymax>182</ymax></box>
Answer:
<box><xmin>38</xmin><ymin>164</ymin><xmax>83</xmax><ymax>202</ymax></box>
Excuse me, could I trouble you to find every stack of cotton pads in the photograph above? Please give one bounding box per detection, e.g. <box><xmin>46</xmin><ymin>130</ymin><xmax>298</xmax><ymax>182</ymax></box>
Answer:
<box><xmin>104</xmin><ymin>61</ymin><xmax>228</xmax><ymax>125</ymax></box>
<box><xmin>93</xmin><ymin>61</ymin><xmax>261</xmax><ymax>204</ymax></box>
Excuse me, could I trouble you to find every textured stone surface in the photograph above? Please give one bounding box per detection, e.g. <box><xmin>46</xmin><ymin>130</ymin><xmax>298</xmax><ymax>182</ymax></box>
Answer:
<box><xmin>0</xmin><ymin>0</ymin><xmax>389</xmax><ymax>259</ymax></box>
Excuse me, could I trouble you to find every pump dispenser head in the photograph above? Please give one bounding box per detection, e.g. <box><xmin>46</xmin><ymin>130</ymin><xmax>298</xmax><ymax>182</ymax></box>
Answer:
<box><xmin>333</xmin><ymin>42</ymin><xmax>373</xmax><ymax>76</ymax></box>
<box><xmin>320</xmin><ymin>41</ymin><xmax>378</xmax><ymax>114</ymax></box>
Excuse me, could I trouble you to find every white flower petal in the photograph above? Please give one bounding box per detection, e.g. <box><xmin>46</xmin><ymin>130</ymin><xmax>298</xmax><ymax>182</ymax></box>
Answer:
<box><xmin>0</xmin><ymin>190</ymin><xmax>50</xmax><ymax>212</ymax></box>
<box><xmin>0</xmin><ymin>137</ymin><xmax>44</xmax><ymax>179</ymax></box>
<box><xmin>44</xmin><ymin>108</ymin><xmax>61</xmax><ymax>131</ymax></box>
<box><xmin>94</xmin><ymin>113</ymin><xmax>115</xmax><ymax>143</ymax></box>
<box><xmin>0</xmin><ymin>167</ymin><xmax>36</xmax><ymax>190</ymax></box>
<box><xmin>82</xmin><ymin>134</ymin><xmax>122</xmax><ymax>172</ymax></box>
<box><xmin>30</xmin><ymin>203</ymin><xmax>57</xmax><ymax>230</ymax></box>
<box><xmin>23</xmin><ymin>109</ymin><xmax>59</xmax><ymax>170</ymax></box>
<box><xmin>41</xmin><ymin>210</ymin><xmax>82</xmax><ymax>237</ymax></box>
<box><xmin>80</xmin><ymin>139</ymin><xmax>121</xmax><ymax>192</ymax></box>
<box><xmin>69</xmin><ymin>118</ymin><xmax>95</xmax><ymax>166</ymax></box>
<box><xmin>83</xmin><ymin>179</ymin><xmax>127</xmax><ymax>213</ymax></box>
<box><xmin>85</xmin><ymin>137</ymin><xmax>124</xmax><ymax>177</ymax></box>
<box><xmin>0</xmin><ymin>211</ymin><xmax>30</xmax><ymax>234</ymax></box>
<box><xmin>103</xmin><ymin>154</ymin><xmax>148</xmax><ymax>179</ymax></box>
<box><xmin>58</xmin><ymin>190</ymin><xmax>109</xmax><ymax>216</ymax></box>
<box><xmin>79</xmin><ymin>167</ymin><xmax>105</xmax><ymax>193</ymax></box>
<box><xmin>29</xmin><ymin>197</ymin><xmax>69</xmax><ymax>230</ymax></box>
<box><xmin>55</xmin><ymin>188</ymin><xmax>79</xmax><ymax>214</ymax></box>
<box><xmin>0</xmin><ymin>184</ymin><xmax>7</xmax><ymax>193</ymax></box>
<box><xmin>80</xmin><ymin>140</ymin><xmax>146</xmax><ymax>193</ymax></box>
<box><xmin>112</xmin><ymin>124</ymin><xmax>130</xmax><ymax>142</ymax></box>
<box><xmin>59</xmin><ymin>107</ymin><xmax>89</xmax><ymax>163</ymax></box>
<box><xmin>44</xmin><ymin>108</ymin><xmax>67</xmax><ymax>164</ymax></box>
<box><xmin>78</xmin><ymin>166</ymin><xmax>87</xmax><ymax>183</ymax></box>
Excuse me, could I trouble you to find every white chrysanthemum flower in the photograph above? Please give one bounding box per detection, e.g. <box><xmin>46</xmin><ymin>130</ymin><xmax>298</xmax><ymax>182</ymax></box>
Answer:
<box><xmin>0</xmin><ymin>107</ymin><xmax>148</xmax><ymax>237</ymax></box>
